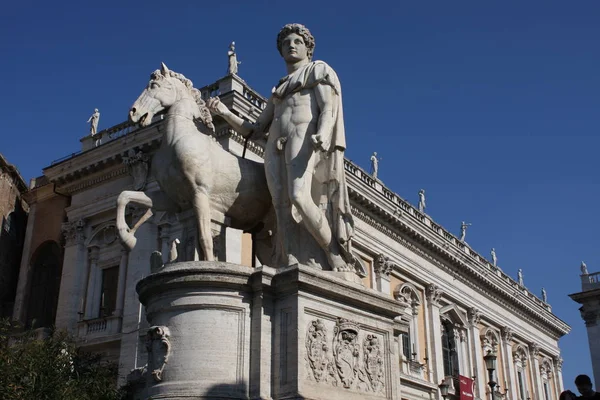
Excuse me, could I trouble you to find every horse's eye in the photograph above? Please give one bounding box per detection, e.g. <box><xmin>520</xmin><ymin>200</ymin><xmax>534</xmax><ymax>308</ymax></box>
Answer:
<box><xmin>150</xmin><ymin>82</ymin><xmax>159</xmax><ymax>89</ymax></box>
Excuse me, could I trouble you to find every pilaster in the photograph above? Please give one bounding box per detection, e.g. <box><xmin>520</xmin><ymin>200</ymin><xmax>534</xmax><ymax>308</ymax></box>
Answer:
<box><xmin>468</xmin><ymin>307</ymin><xmax>485</xmax><ymax>399</ymax></box>
<box><xmin>374</xmin><ymin>254</ymin><xmax>392</xmax><ymax>295</ymax></box>
<box><xmin>84</xmin><ymin>246</ymin><xmax>100</xmax><ymax>319</ymax></box>
<box><xmin>501</xmin><ymin>326</ymin><xmax>518</xmax><ymax>400</ymax></box>
<box><xmin>529</xmin><ymin>343</ymin><xmax>543</xmax><ymax>400</ymax></box>
<box><xmin>12</xmin><ymin>202</ymin><xmax>38</xmax><ymax>323</ymax></box>
<box><xmin>426</xmin><ymin>283</ymin><xmax>444</xmax><ymax>386</ymax></box>
<box><xmin>55</xmin><ymin>219</ymin><xmax>87</xmax><ymax>332</ymax></box>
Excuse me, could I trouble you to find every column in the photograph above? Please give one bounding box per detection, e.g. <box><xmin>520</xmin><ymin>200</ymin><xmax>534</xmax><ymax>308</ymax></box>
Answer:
<box><xmin>374</xmin><ymin>254</ymin><xmax>392</xmax><ymax>295</ymax></box>
<box><xmin>12</xmin><ymin>202</ymin><xmax>38</xmax><ymax>322</ymax></box>
<box><xmin>501</xmin><ymin>326</ymin><xmax>518</xmax><ymax>400</ymax></box>
<box><xmin>84</xmin><ymin>246</ymin><xmax>100</xmax><ymax>319</ymax></box>
<box><xmin>581</xmin><ymin>308</ymin><xmax>600</xmax><ymax>388</ymax></box>
<box><xmin>468</xmin><ymin>308</ymin><xmax>486</xmax><ymax>399</ymax></box>
<box><xmin>114</xmin><ymin>247</ymin><xmax>129</xmax><ymax>318</ymax></box>
<box><xmin>426</xmin><ymin>283</ymin><xmax>444</xmax><ymax>385</ymax></box>
<box><xmin>55</xmin><ymin>219</ymin><xmax>87</xmax><ymax>332</ymax></box>
<box><xmin>529</xmin><ymin>343</ymin><xmax>543</xmax><ymax>400</ymax></box>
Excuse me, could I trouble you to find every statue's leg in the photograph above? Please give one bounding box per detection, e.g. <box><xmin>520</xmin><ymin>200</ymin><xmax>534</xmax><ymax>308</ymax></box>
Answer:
<box><xmin>264</xmin><ymin>139</ymin><xmax>296</xmax><ymax>267</ymax></box>
<box><xmin>116</xmin><ymin>190</ymin><xmax>178</xmax><ymax>251</ymax></box>
<box><xmin>192</xmin><ymin>190</ymin><xmax>214</xmax><ymax>261</ymax></box>
<box><xmin>286</xmin><ymin>137</ymin><xmax>345</xmax><ymax>271</ymax></box>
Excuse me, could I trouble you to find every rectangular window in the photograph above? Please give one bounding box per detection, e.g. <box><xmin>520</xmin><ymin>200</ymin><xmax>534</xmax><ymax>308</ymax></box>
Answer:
<box><xmin>517</xmin><ymin>370</ymin><xmax>525</xmax><ymax>400</ymax></box>
<box><xmin>401</xmin><ymin>332</ymin><xmax>411</xmax><ymax>359</ymax></box>
<box><xmin>99</xmin><ymin>266</ymin><xmax>119</xmax><ymax>317</ymax></box>
<box><xmin>543</xmin><ymin>382</ymin><xmax>550</xmax><ymax>400</ymax></box>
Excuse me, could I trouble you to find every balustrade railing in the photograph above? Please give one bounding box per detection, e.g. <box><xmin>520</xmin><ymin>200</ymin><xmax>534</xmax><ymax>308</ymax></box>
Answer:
<box><xmin>582</xmin><ymin>271</ymin><xmax>600</xmax><ymax>291</ymax></box>
<box><xmin>77</xmin><ymin>315</ymin><xmax>122</xmax><ymax>339</ymax></box>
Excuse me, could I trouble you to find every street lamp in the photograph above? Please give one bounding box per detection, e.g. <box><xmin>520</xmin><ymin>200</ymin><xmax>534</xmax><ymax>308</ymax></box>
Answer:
<box><xmin>438</xmin><ymin>380</ymin><xmax>450</xmax><ymax>400</ymax></box>
<box><xmin>483</xmin><ymin>350</ymin><xmax>497</xmax><ymax>400</ymax></box>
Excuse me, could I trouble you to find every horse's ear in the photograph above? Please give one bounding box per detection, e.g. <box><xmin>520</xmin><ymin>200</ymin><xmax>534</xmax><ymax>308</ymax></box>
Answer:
<box><xmin>161</xmin><ymin>62</ymin><xmax>170</xmax><ymax>76</ymax></box>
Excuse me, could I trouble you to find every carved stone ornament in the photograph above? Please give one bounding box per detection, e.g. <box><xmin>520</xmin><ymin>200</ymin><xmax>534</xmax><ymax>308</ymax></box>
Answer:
<box><xmin>122</xmin><ymin>149</ymin><xmax>150</xmax><ymax>190</ymax></box>
<box><xmin>146</xmin><ymin>326</ymin><xmax>171</xmax><ymax>382</ymax></box>
<box><xmin>103</xmin><ymin>225</ymin><xmax>117</xmax><ymax>245</ymax></box>
<box><xmin>61</xmin><ymin>219</ymin><xmax>85</xmax><ymax>246</ymax></box>
<box><xmin>305</xmin><ymin>319</ymin><xmax>333</xmax><ymax>383</ymax></box>
<box><xmin>374</xmin><ymin>254</ymin><xmax>393</xmax><ymax>278</ymax></box>
<box><xmin>333</xmin><ymin>318</ymin><xmax>362</xmax><ymax>389</ymax></box>
<box><xmin>363</xmin><ymin>334</ymin><xmax>385</xmax><ymax>394</ymax></box>
<box><xmin>394</xmin><ymin>283</ymin><xmax>421</xmax><ymax>314</ymax></box>
<box><xmin>467</xmin><ymin>307</ymin><xmax>481</xmax><ymax>326</ymax></box>
<box><xmin>530</xmin><ymin>343</ymin><xmax>540</xmax><ymax>357</ymax></box>
<box><xmin>501</xmin><ymin>326</ymin><xmax>513</xmax><ymax>343</ymax></box>
<box><xmin>554</xmin><ymin>356</ymin><xmax>563</xmax><ymax>372</ymax></box>
<box><xmin>480</xmin><ymin>328</ymin><xmax>499</xmax><ymax>353</ymax></box>
<box><xmin>426</xmin><ymin>283</ymin><xmax>443</xmax><ymax>305</ymax></box>
<box><xmin>512</xmin><ymin>345</ymin><xmax>528</xmax><ymax>367</ymax></box>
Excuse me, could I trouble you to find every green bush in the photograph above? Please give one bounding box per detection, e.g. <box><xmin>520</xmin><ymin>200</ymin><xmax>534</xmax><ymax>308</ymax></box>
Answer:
<box><xmin>0</xmin><ymin>319</ymin><xmax>125</xmax><ymax>400</ymax></box>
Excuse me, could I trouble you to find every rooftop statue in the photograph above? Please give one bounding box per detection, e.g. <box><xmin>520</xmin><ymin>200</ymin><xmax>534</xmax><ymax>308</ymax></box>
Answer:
<box><xmin>518</xmin><ymin>268</ymin><xmax>524</xmax><ymax>286</ymax></box>
<box><xmin>227</xmin><ymin>41</ymin><xmax>241</xmax><ymax>75</ymax></box>
<box><xmin>418</xmin><ymin>189</ymin><xmax>426</xmax><ymax>213</ymax></box>
<box><xmin>491</xmin><ymin>248</ymin><xmax>497</xmax><ymax>266</ymax></box>
<box><xmin>87</xmin><ymin>108</ymin><xmax>100</xmax><ymax>136</ymax></box>
<box><xmin>116</xmin><ymin>63</ymin><xmax>275</xmax><ymax>264</ymax></box>
<box><xmin>370</xmin><ymin>152</ymin><xmax>379</xmax><ymax>179</ymax></box>
<box><xmin>581</xmin><ymin>261</ymin><xmax>589</xmax><ymax>275</ymax></box>
<box><xmin>208</xmin><ymin>23</ymin><xmax>354</xmax><ymax>272</ymax></box>
<box><xmin>459</xmin><ymin>221</ymin><xmax>471</xmax><ymax>242</ymax></box>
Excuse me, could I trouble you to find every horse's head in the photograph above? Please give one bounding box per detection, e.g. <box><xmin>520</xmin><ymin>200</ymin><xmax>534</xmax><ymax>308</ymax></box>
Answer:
<box><xmin>129</xmin><ymin>63</ymin><xmax>187</xmax><ymax>127</ymax></box>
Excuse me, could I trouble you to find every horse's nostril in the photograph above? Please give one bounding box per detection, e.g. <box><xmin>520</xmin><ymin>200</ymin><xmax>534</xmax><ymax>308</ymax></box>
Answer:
<box><xmin>130</xmin><ymin>107</ymin><xmax>136</xmax><ymax>114</ymax></box>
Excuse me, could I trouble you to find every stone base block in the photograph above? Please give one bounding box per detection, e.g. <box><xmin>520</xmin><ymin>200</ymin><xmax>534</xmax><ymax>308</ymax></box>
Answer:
<box><xmin>132</xmin><ymin>262</ymin><xmax>403</xmax><ymax>400</ymax></box>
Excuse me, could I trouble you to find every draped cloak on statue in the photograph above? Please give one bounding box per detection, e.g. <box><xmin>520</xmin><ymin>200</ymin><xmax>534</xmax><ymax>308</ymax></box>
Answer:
<box><xmin>252</xmin><ymin>60</ymin><xmax>355</xmax><ymax>267</ymax></box>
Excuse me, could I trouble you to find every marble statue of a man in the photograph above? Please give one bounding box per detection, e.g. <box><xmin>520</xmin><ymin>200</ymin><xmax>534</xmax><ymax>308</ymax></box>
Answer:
<box><xmin>418</xmin><ymin>189</ymin><xmax>426</xmax><ymax>213</ymax></box>
<box><xmin>517</xmin><ymin>268</ymin><xmax>524</xmax><ymax>286</ymax></box>
<box><xmin>581</xmin><ymin>261</ymin><xmax>589</xmax><ymax>275</ymax></box>
<box><xmin>459</xmin><ymin>221</ymin><xmax>471</xmax><ymax>242</ymax></box>
<box><xmin>227</xmin><ymin>42</ymin><xmax>240</xmax><ymax>75</ymax></box>
<box><xmin>87</xmin><ymin>108</ymin><xmax>100</xmax><ymax>136</ymax></box>
<box><xmin>491</xmin><ymin>248</ymin><xmax>497</xmax><ymax>266</ymax></box>
<box><xmin>208</xmin><ymin>23</ymin><xmax>354</xmax><ymax>271</ymax></box>
<box><xmin>370</xmin><ymin>152</ymin><xmax>379</xmax><ymax>179</ymax></box>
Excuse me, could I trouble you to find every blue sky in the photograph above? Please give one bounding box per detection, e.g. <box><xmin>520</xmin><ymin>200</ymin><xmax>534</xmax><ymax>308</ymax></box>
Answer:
<box><xmin>2</xmin><ymin>0</ymin><xmax>599</xmax><ymax>390</ymax></box>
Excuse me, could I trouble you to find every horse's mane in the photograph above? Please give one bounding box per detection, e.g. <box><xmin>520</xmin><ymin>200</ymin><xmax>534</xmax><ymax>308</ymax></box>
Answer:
<box><xmin>151</xmin><ymin>69</ymin><xmax>215</xmax><ymax>132</ymax></box>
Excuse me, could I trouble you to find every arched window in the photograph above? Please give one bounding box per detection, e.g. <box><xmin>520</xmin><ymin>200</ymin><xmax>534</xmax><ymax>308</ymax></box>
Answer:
<box><xmin>26</xmin><ymin>241</ymin><xmax>62</xmax><ymax>328</ymax></box>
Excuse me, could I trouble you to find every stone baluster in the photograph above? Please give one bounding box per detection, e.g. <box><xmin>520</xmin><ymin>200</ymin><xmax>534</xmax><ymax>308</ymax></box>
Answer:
<box><xmin>426</xmin><ymin>283</ymin><xmax>444</xmax><ymax>385</ymax></box>
<box><xmin>500</xmin><ymin>326</ymin><xmax>517</xmax><ymax>400</ymax></box>
<box><xmin>114</xmin><ymin>247</ymin><xmax>129</xmax><ymax>318</ymax></box>
<box><xmin>55</xmin><ymin>219</ymin><xmax>87</xmax><ymax>332</ymax></box>
<box><xmin>468</xmin><ymin>308</ymin><xmax>485</xmax><ymax>398</ymax></box>
<box><xmin>84</xmin><ymin>246</ymin><xmax>100</xmax><ymax>319</ymax></box>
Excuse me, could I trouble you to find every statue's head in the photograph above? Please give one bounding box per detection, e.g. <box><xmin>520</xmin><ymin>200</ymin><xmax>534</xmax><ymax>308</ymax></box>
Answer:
<box><xmin>94</xmin><ymin>108</ymin><xmax>98</xmax><ymax>113</ymax></box>
<box><xmin>277</xmin><ymin>23</ymin><xmax>315</xmax><ymax>61</ymax></box>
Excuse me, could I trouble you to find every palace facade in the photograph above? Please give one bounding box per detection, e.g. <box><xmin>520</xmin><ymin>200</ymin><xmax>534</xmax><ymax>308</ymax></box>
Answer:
<box><xmin>11</xmin><ymin>71</ymin><xmax>570</xmax><ymax>400</ymax></box>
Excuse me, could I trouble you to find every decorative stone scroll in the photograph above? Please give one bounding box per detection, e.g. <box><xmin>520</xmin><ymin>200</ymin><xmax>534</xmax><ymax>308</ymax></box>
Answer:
<box><xmin>501</xmin><ymin>326</ymin><xmax>513</xmax><ymax>343</ymax></box>
<box><xmin>467</xmin><ymin>307</ymin><xmax>481</xmax><ymax>326</ymax></box>
<box><xmin>146</xmin><ymin>326</ymin><xmax>171</xmax><ymax>382</ymax></box>
<box><xmin>305</xmin><ymin>317</ymin><xmax>386</xmax><ymax>394</ymax></box>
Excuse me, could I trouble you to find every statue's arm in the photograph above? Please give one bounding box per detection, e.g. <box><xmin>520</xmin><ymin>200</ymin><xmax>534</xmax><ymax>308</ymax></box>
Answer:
<box><xmin>311</xmin><ymin>83</ymin><xmax>336</xmax><ymax>152</ymax></box>
<box><xmin>207</xmin><ymin>97</ymin><xmax>273</xmax><ymax>139</ymax></box>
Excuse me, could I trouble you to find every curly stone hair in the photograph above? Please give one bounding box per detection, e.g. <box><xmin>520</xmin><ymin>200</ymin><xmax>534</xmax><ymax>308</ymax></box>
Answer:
<box><xmin>277</xmin><ymin>23</ymin><xmax>315</xmax><ymax>61</ymax></box>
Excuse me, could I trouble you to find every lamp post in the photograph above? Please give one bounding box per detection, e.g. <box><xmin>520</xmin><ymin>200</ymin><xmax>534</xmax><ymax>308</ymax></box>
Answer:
<box><xmin>483</xmin><ymin>350</ymin><xmax>497</xmax><ymax>400</ymax></box>
<box><xmin>438</xmin><ymin>380</ymin><xmax>450</xmax><ymax>400</ymax></box>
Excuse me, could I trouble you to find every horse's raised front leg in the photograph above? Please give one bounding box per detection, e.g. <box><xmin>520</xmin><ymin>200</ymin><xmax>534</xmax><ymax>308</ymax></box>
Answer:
<box><xmin>192</xmin><ymin>190</ymin><xmax>214</xmax><ymax>261</ymax></box>
<box><xmin>116</xmin><ymin>190</ymin><xmax>178</xmax><ymax>251</ymax></box>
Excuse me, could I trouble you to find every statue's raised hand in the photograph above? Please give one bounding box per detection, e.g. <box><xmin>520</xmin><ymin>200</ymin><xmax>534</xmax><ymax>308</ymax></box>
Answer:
<box><xmin>206</xmin><ymin>97</ymin><xmax>229</xmax><ymax>116</ymax></box>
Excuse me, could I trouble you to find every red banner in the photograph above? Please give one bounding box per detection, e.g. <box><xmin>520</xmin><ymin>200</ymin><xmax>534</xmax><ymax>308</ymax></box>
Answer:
<box><xmin>459</xmin><ymin>375</ymin><xmax>474</xmax><ymax>400</ymax></box>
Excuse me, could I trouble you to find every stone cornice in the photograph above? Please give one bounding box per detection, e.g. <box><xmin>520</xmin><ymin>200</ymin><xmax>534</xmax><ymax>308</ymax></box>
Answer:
<box><xmin>349</xmin><ymin>200</ymin><xmax>570</xmax><ymax>339</ymax></box>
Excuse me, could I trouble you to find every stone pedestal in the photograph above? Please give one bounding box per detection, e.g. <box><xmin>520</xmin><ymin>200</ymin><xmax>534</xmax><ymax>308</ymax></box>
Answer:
<box><xmin>133</xmin><ymin>262</ymin><xmax>403</xmax><ymax>400</ymax></box>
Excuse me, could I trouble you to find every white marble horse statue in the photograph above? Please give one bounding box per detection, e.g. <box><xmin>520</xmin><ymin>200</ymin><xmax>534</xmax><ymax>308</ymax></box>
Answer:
<box><xmin>116</xmin><ymin>63</ymin><xmax>274</xmax><ymax>263</ymax></box>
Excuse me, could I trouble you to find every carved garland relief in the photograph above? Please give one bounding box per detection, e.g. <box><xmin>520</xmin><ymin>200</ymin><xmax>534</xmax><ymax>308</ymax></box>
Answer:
<box><xmin>305</xmin><ymin>318</ymin><xmax>386</xmax><ymax>395</ymax></box>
